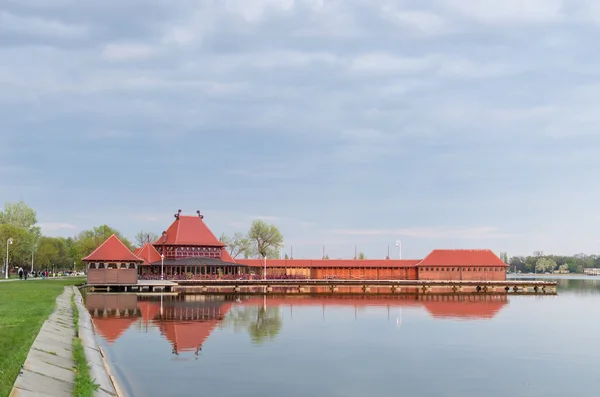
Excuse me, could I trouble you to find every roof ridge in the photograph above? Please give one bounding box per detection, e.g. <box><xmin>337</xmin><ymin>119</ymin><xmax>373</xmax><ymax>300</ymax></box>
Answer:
<box><xmin>84</xmin><ymin>233</ymin><xmax>117</xmax><ymax>260</ymax></box>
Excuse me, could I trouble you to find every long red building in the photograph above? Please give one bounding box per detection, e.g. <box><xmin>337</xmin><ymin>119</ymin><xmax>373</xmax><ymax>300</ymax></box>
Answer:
<box><xmin>83</xmin><ymin>210</ymin><xmax>508</xmax><ymax>284</ymax></box>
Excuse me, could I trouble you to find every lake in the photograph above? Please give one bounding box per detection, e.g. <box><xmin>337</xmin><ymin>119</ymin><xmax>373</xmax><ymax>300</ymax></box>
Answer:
<box><xmin>86</xmin><ymin>276</ymin><xmax>600</xmax><ymax>397</ymax></box>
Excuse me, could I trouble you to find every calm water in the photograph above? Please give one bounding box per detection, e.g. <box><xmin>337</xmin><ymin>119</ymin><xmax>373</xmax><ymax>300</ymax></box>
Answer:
<box><xmin>86</xmin><ymin>277</ymin><xmax>600</xmax><ymax>397</ymax></box>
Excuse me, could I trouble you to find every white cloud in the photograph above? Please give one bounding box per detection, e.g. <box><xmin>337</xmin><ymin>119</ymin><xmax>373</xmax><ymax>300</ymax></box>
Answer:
<box><xmin>0</xmin><ymin>11</ymin><xmax>88</xmax><ymax>38</ymax></box>
<box><xmin>328</xmin><ymin>226</ymin><xmax>513</xmax><ymax>239</ymax></box>
<box><xmin>439</xmin><ymin>0</ymin><xmax>564</xmax><ymax>24</ymax></box>
<box><xmin>350</xmin><ymin>53</ymin><xmax>436</xmax><ymax>74</ymax></box>
<box><xmin>38</xmin><ymin>222</ymin><xmax>78</xmax><ymax>232</ymax></box>
<box><xmin>101</xmin><ymin>43</ymin><xmax>159</xmax><ymax>61</ymax></box>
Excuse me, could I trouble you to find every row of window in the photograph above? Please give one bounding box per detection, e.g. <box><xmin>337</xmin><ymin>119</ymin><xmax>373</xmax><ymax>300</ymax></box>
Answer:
<box><xmin>421</xmin><ymin>267</ymin><xmax>503</xmax><ymax>272</ymax></box>
<box><xmin>88</xmin><ymin>262</ymin><xmax>136</xmax><ymax>269</ymax></box>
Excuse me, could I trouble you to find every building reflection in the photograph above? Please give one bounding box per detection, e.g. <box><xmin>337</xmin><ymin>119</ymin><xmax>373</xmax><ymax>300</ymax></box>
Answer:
<box><xmin>85</xmin><ymin>293</ymin><xmax>508</xmax><ymax>353</ymax></box>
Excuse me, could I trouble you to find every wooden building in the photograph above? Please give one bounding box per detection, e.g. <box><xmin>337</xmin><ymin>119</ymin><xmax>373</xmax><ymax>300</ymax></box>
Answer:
<box><xmin>416</xmin><ymin>249</ymin><xmax>508</xmax><ymax>281</ymax></box>
<box><xmin>236</xmin><ymin>249</ymin><xmax>508</xmax><ymax>281</ymax></box>
<box><xmin>84</xmin><ymin>234</ymin><xmax>142</xmax><ymax>285</ymax></box>
<box><xmin>83</xmin><ymin>209</ymin><xmax>508</xmax><ymax>283</ymax></box>
<box><xmin>136</xmin><ymin>210</ymin><xmax>245</xmax><ymax>279</ymax></box>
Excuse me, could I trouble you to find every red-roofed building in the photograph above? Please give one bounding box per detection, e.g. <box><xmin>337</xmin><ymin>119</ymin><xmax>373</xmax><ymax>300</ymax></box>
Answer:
<box><xmin>83</xmin><ymin>234</ymin><xmax>142</xmax><ymax>285</ymax></box>
<box><xmin>140</xmin><ymin>210</ymin><xmax>243</xmax><ymax>279</ymax></box>
<box><xmin>136</xmin><ymin>242</ymin><xmax>162</xmax><ymax>265</ymax></box>
<box><xmin>416</xmin><ymin>249</ymin><xmax>508</xmax><ymax>281</ymax></box>
<box><xmin>236</xmin><ymin>258</ymin><xmax>421</xmax><ymax>280</ymax></box>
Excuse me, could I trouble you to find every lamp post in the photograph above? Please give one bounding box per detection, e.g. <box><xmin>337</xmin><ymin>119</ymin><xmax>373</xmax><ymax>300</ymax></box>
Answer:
<box><xmin>263</xmin><ymin>254</ymin><xmax>267</xmax><ymax>281</ymax></box>
<box><xmin>161</xmin><ymin>254</ymin><xmax>164</xmax><ymax>280</ymax></box>
<box><xmin>395</xmin><ymin>240</ymin><xmax>402</xmax><ymax>260</ymax></box>
<box><xmin>5</xmin><ymin>238</ymin><xmax>13</xmax><ymax>279</ymax></box>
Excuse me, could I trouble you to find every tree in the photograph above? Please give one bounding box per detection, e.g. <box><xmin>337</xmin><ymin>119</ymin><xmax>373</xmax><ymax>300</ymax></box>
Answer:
<box><xmin>535</xmin><ymin>257</ymin><xmax>557</xmax><ymax>273</ymax></box>
<box><xmin>73</xmin><ymin>225</ymin><xmax>133</xmax><ymax>262</ymax></box>
<box><xmin>558</xmin><ymin>264</ymin><xmax>569</xmax><ymax>273</ymax></box>
<box><xmin>135</xmin><ymin>231</ymin><xmax>159</xmax><ymax>247</ymax></box>
<box><xmin>220</xmin><ymin>232</ymin><xmax>252</xmax><ymax>259</ymax></box>
<box><xmin>221</xmin><ymin>305</ymin><xmax>282</xmax><ymax>345</ymax></box>
<box><xmin>0</xmin><ymin>200</ymin><xmax>37</xmax><ymax>230</ymax></box>
<box><xmin>284</xmin><ymin>253</ymin><xmax>289</xmax><ymax>260</ymax></box>
<box><xmin>248</xmin><ymin>220</ymin><xmax>283</xmax><ymax>259</ymax></box>
<box><xmin>499</xmin><ymin>252</ymin><xmax>509</xmax><ymax>263</ymax></box>
<box><xmin>358</xmin><ymin>252</ymin><xmax>366</xmax><ymax>260</ymax></box>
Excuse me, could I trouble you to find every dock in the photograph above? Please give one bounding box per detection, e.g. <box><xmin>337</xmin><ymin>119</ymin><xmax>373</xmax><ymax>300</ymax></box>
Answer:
<box><xmin>84</xmin><ymin>279</ymin><xmax>558</xmax><ymax>295</ymax></box>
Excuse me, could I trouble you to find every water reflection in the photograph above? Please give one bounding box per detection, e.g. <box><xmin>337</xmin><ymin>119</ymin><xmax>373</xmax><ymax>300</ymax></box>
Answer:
<box><xmin>86</xmin><ymin>293</ymin><xmax>508</xmax><ymax>349</ymax></box>
<box><xmin>84</xmin><ymin>279</ymin><xmax>600</xmax><ymax>397</ymax></box>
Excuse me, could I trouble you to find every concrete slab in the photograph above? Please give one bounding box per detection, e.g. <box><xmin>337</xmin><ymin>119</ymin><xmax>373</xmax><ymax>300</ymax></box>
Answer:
<box><xmin>22</xmin><ymin>356</ymin><xmax>75</xmax><ymax>384</ymax></box>
<box><xmin>31</xmin><ymin>341</ymin><xmax>72</xmax><ymax>360</ymax></box>
<box><xmin>13</xmin><ymin>370</ymin><xmax>72</xmax><ymax>395</ymax></box>
<box><xmin>28</xmin><ymin>349</ymin><xmax>73</xmax><ymax>371</ymax></box>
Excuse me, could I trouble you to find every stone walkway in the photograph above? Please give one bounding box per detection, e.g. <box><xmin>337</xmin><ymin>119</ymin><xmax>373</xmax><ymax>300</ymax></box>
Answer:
<box><xmin>10</xmin><ymin>287</ymin><xmax>119</xmax><ymax>397</ymax></box>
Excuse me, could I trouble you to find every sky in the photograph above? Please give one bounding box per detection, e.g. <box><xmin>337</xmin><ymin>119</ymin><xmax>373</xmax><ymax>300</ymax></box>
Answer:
<box><xmin>1</xmin><ymin>0</ymin><xmax>600</xmax><ymax>259</ymax></box>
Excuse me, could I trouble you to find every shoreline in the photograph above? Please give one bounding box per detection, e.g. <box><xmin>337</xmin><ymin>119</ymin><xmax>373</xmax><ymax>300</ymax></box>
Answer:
<box><xmin>9</xmin><ymin>286</ymin><xmax>120</xmax><ymax>397</ymax></box>
<box><xmin>73</xmin><ymin>288</ymin><xmax>121</xmax><ymax>397</ymax></box>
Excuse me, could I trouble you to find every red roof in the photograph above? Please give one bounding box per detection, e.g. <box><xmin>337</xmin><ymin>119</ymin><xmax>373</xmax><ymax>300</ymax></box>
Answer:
<box><xmin>154</xmin><ymin>214</ymin><xmax>224</xmax><ymax>247</ymax></box>
<box><xmin>235</xmin><ymin>258</ymin><xmax>421</xmax><ymax>268</ymax></box>
<box><xmin>423</xmin><ymin>300</ymin><xmax>507</xmax><ymax>319</ymax></box>
<box><xmin>92</xmin><ymin>317</ymin><xmax>137</xmax><ymax>344</ymax></box>
<box><xmin>133</xmin><ymin>248</ymin><xmax>142</xmax><ymax>256</ymax></box>
<box><xmin>158</xmin><ymin>303</ymin><xmax>232</xmax><ymax>352</ymax></box>
<box><xmin>137</xmin><ymin>242</ymin><xmax>163</xmax><ymax>265</ymax></box>
<box><xmin>418</xmin><ymin>249</ymin><xmax>508</xmax><ymax>267</ymax></box>
<box><xmin>221</xmin><ymin>249</ymin><xmax>235</xmax><ymax>263</ymax></box>
<box><xmin>83</xmin><ymin>234</ymin><xmax>143</xmax><ymax>262</ymax></box>
<box><xmin>138</xmin><ymin>301</ymin><xmax>162</xmax><ymax>324</ymax></box>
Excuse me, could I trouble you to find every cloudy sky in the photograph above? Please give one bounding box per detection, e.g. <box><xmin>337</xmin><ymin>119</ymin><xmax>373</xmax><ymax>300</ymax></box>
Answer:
<box><xmin>2</xmin><ymin>0</ymin><xmax>600</xmax><ymax>259</ymax></box>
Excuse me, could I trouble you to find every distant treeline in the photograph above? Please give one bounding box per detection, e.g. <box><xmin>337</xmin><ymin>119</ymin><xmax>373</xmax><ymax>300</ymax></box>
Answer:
<box><xmin>506</xmin><ymin>253</ymin><xmax>600</xmax><ymax>274</ymax></box>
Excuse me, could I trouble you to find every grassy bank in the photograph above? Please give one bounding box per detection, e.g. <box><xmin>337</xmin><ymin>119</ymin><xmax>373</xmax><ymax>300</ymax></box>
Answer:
<box><xmin>0</xmin><ymin>278</ymin><xmax>85</xmax><ymax>397</ymax></box>
<box><xmin>70</xmin><ymin>293</ymin><xmax>98</xmax><ymax>397</ymax></box>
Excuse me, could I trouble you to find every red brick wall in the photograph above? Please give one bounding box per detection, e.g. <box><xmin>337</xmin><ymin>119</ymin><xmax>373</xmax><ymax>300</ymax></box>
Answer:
<box><xmin>417</xmin><ymin>266</ymin><xmax>506</xmax><ymax>281</ymax></box>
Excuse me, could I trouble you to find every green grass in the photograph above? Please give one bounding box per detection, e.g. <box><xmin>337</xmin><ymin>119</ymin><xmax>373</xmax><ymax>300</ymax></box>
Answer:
<box><xmin>0</xmin><ymin>278</ymin><xmax>85</xmax><ymax>397</ymax></box>
<box><xmin>70</xmin><ymin>293</ymin><xmax>98</xmax><ymax>397</ymax></box>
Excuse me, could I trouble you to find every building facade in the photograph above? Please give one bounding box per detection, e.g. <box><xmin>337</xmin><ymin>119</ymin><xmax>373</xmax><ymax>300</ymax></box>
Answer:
<box><xmin>83</xmin><ymin>210</ymin><xmax>508</xmax><ymax>284</ymax></box>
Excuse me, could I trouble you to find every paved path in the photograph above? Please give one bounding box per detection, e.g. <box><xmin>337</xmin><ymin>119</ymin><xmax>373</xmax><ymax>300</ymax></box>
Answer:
<box><xmin>9</xmin><ymin>287</ymin><xmax>119</xmax><ymax>397</ymax></box>
<box><xmin>10</xmin><ymin>287</ymin><xmax>76</xmax><ymax>396</ymax></box>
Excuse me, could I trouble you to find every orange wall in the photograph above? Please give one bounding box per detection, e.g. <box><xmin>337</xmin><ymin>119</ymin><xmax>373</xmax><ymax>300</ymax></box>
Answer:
<box><xmin>417</xmin><ymin>267</ymin><xmax>506</xmax><ymax>281</ymax></box>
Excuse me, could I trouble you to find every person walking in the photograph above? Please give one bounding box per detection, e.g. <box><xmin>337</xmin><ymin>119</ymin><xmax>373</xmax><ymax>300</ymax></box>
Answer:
<box><xmin>18</xmin><ymin>267</ymin><xmax>24</xmax><ymax>280</ymax></box>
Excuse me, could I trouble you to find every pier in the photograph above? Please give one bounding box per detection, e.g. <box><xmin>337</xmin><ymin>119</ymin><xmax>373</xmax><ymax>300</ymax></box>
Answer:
<box><xmin>84</xmin><ymin>279</ymin><xmax>558</xmax><ymax>295</ymax></box>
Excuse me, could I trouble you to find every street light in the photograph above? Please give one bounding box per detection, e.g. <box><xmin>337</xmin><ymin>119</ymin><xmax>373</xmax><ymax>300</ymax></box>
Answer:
<box><xmin>5</xmin><ymin>238</ymin><xmax>13</xmax><ymax>279</ymax></box>
<box><xmin>161</xmin><ymin>254</ymin><xmax>165</xmax><ymax>280</ymax></box>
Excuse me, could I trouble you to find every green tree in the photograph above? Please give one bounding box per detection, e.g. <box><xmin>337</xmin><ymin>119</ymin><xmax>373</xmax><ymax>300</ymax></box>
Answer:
<box><xmin>535</xmin><ymin>257</ymin><xmax>557</xmax><ymax>273</ymax></box>
<box><xmin>0</xmin><ymin>200</ymin><xmax>37</xmax><ymax>230</ymax></box>
<box><xmin>222</xmin><ymin>304</ymin><xmax>282</xmax><ymax>345</ymax></box>
<box><xmin>499</xmin><ymin>252</ymin><xmax>509</xmax><ymax>263</ymax></box>
<box><xmin>220</xmin><ymin>232</ymin><xmax>252</xmax><ymax>259</ymax></box>
<box><xmin>358</xmin><ymin>252</ymin><xmax>366</xmax><ymax>260</ymax></box>
<box><xmin>284</xmin><ymin>253</ymin><xmax>289</xmax><ymax>260</ymax></box>
<box><xmin>0</xmin><ymin>224</ymin><xmax>30</xmax><ymax>272</ymax></box>
<box><xmin>73</xmin><ymin>225</ymin><xmax>132</xmax><ymax>262</ymax></box>
<box><xmin>134</xmin><ymin>231</ymin><xmax>159</xmax><ymax>247</ymax></box>
<box><xmin>558</xmin><ymin>264</ymin><xmax>569</xmax><ymax>273</ymax></box>
<box><xmin>248</xmin><ymin>220</ymin><xmax>283</xmax><ymax>259</ymax></box>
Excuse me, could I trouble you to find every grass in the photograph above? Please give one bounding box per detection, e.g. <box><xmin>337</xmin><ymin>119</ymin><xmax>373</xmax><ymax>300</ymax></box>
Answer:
<box><xmin>0</xmin><ymin>277</ymin><xmax>85</xmax><ymax>397</ymax></box>
<box><xmin>70</xmin><ymin>293</ymin><xmax>98</xmax><ymax>397</ymax></box>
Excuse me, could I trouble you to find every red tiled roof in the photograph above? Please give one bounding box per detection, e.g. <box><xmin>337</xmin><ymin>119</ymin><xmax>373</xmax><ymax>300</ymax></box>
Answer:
<box><xmin>138</xmin><ymin>301</ymin><xmax>161</xmax><ymax>324</ymax></box>
<box><xmin>83</xmin><ymin>234</ymin><xmax>143</xmax><ymax>262</ymax></box>
<box><xmin>154</xmin><ymin>214</ymin><xmax>224</xmax><ymax>247</ymax></box>
<box><xmin>422</xmin><ymin>300</ymin><xmax>507</xmax><ymax>319</ymax></box>
<box><xmin>417</xmin><ymin>249</ymin><xmax>508</xmax><ymax>267</ymax></box>
<box><xmin>133</xmin><ymin>248</ymin><xmax>142</xmax><ymax>256</ymax></box>
<box><xmin>235</xmin><ymin>258</ymin><xmax>421</xmax><ymax>268</ymax></box>
<box><xmin>92</xmin><ymin>317</ymin><xmax>137</xmax><ymax>344</ymax></box>
<box><xmin>158</xmin><ymin>303</ymin><xmax>232</xmax><ymax>352</ymax></box>
<box><xmin>221</xmin><ymin>249</ymin><xmax>235</xmax><ymax>263</ymax></box>
<box><xmin>137</xmin><ymin>242</ymin><xmax>163</xmax><ymax>265</ymax></box>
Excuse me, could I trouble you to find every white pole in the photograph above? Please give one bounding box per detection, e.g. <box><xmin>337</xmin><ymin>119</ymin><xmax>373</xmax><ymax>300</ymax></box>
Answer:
<box><xmin>5</xmin><ymin>238</ymin><xmax>13</xmax><ymax>279</ymax></box>
<box><xmin>161</xmin><ymin>254</ymin><xmax>164</xmax><ymax>280</ymax></box>
<box><xmin>31</xmin><ymin>249</ymin><xmax>34</xmax><ymax>276</ymax></box>
<box><xmin>263</xmin><ymin>255</ymin><xmax>267</xmax><ymax>280</ymax></box>
<box><xmin>395</xmin><ymin>240</ymin><xmax>402</xmax><ymax>260</ymax></box>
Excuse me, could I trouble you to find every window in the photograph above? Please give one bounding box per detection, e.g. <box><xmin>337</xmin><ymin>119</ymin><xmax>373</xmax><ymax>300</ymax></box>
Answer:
<box><xmin>98</xmin><ymin>263</ymin><xmax>105</xmax><ymax>269</ymax></box>
<box><xmin>88</xmin><ymin>263</ymin><xmax>96</xmax><ymax>269</ymax></box>
<box><xmin>107</xmin><ymin>263</ymin><xmax>117</xmax><ymax>269</ymax></box>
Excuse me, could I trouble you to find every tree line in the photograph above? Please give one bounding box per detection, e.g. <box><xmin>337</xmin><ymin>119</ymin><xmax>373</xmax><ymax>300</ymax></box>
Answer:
<box><xmin>0</xmin><ymin>201</ymin><xmax>285</xmax><ymax>272</ymax></box>
<box><xmin>501</xmin><ymin>251</ymin><xmax>600</xmax><ymax>274</ymax></box>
